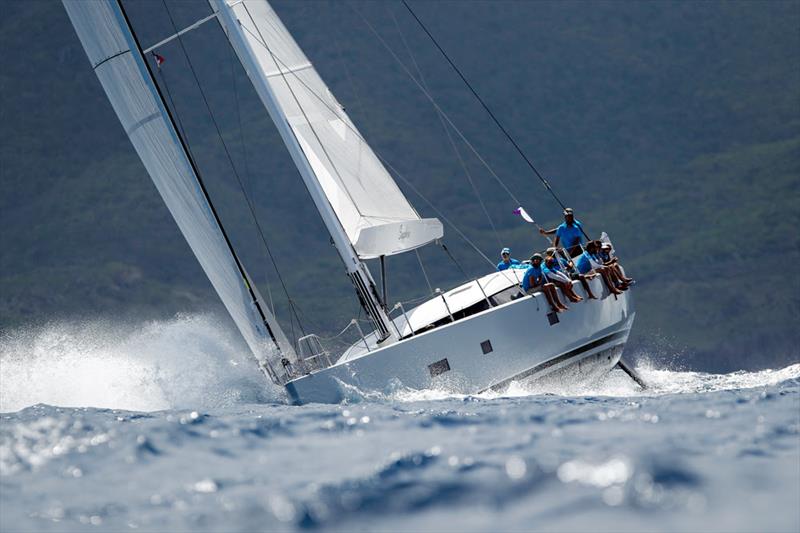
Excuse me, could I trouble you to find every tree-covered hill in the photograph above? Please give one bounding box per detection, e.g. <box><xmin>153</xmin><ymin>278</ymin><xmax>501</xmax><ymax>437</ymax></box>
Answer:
<box><xmin>1</xmin><ymin>0</ymin><xmax>797</xmax><ymax>372</ymax></box>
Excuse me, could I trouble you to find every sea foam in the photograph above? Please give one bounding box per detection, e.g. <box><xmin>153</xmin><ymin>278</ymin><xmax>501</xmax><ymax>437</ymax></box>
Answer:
<box><xmin>1</xmin><ymin>315</ymin><xmax>798</xmax><ymax>413</ymax></box>
<box><xmin>0</xmin><ymin>314</ymin><xmax>281</xmax><ymax>413</ymax></box>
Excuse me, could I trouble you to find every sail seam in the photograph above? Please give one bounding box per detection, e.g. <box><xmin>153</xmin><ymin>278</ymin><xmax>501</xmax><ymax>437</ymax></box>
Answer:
<box><xmin>92</xmin><ymin>49</ymin><xmax>130</xmax><ymax>70</ymax></box>
<box><xmin>124</xmin><ymin>111</ymin><xmax>160</xmax><ymax>136</ymax></box>
<box><xmin>265</xmin><ymin>62</ymin><xmax>312</xmax><ymax>79</ymax></box>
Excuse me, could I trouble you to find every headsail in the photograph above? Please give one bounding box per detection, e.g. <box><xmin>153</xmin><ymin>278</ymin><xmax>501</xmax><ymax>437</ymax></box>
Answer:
<box><xmin>62</xmin><ymin>0</ymin><xmax>295</xmax><ymax>382</ymax></box>
<box><xmin>211</xmin><ymin>0</ymin><xmax>443</xmax><ymax>259</ymax></box>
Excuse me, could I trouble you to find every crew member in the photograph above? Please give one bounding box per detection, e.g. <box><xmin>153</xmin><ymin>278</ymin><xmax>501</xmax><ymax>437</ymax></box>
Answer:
<box><xmin>543</xmin><ymin>251</ymin><xmax>583</xmax><ymax>303</ymax></box>
<box><xmin>599</xmin><ymin>242</ymin><xmax>634</xmax><ymax>285</ymax></box>
<box><xmin>522</xmin><ymin>253</ymin><xmax>568</xmax><ymax>313</ymax></box>
<box><xmin>576</xmin><ymin>241</ymin><xmax>622</xmax><ymax>295</ymax></box>
<box><xmin>540</xmin><ymin>207</ymin><xmax>585</xmax><ymax>257</ymax></box>
<box><xmin>497</xmin><ymin>247</ymin><xmax>521</xmax><ymax>271</ymax></box>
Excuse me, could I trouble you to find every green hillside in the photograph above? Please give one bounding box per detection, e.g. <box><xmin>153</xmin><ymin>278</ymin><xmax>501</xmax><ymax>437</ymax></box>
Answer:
<box><xmin>1</xmin><ymin>0</ymin><xmax>798</xmax><ymax>372</ymax></box>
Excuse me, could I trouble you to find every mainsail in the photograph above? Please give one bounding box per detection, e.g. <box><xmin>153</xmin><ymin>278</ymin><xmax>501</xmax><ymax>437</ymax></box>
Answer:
<box><xmin>211</xmin><ymin>0</ymin><xmax>443</xmax><ymax>259</ymax></box>
<box><xmin>62</xmin><ymin>0</ymin><xmax>295</xmax><ymax>382</ymax></box>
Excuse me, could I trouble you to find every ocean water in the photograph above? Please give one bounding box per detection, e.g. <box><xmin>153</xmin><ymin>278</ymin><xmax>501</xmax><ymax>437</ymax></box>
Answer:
<box><xmin>1</xmin><ymin>315</ymin><xmax>798</xmax><ymax>532</ymax></box>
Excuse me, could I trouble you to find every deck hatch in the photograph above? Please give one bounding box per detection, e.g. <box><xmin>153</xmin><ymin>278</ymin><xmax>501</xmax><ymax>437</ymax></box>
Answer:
<box><xmin>480</xmin><ymin>339</ymin><xmax>493</xmax><ymax>354</ymax></box>
<box><xmin>428</xmin><ymin>358</ymin><xmax>451</xmax><ymax>377</ymax></box>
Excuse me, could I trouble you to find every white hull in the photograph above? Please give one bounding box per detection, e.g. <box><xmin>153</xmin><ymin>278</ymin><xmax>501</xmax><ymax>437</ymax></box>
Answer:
<box><xmin>286</xmin><ymin>276</ymin><xmax>635</xmax><ymax>404</ymax></box>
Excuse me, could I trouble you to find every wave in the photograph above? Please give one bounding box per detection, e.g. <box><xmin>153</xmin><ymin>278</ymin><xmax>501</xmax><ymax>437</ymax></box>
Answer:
<box><xmin>0</xmin><ymin>314</ymin><xmax>282</xmax><ymax>413</ymax></box>
<box><xmin>382</xmin><ymin>361</ymin><xmax>800</xmax><ymax>403</ymax></box>
<box><xmin>2</xmin><ymin>316</ymin><xmax>797</xmax><ymax>412</ymax></box>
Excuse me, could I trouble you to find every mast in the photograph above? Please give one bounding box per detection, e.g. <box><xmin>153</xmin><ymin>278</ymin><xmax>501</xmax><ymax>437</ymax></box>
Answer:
<box><xmin>62</xmin><ymin>0</ymin><xmax>296</xmax><ymax>384</ymax></box>
<box><xmin>115</xmin><ymin>1</ymin><xmax>284</xmax><ymax>355</ymax></box>
<box><xmin>211</xmin><ymin>0</ymin><xmax>398</xmax><ymax>341</ymax></box>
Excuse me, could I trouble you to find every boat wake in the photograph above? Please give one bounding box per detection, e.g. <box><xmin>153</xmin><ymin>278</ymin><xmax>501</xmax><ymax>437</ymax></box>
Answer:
<box><xmin>1</xmin><ymin>315</ymin><xmax>797</xmax><ymax>412</ymax></box>
<box><xmin>378</xmin><ymin>361</ymin><xmax>800</xmax><ymax>403</ymax></box>
<box><xmin>0</xmin><ymin>314</ymin><xmax>282</xmax><ymax>413</ymax></box>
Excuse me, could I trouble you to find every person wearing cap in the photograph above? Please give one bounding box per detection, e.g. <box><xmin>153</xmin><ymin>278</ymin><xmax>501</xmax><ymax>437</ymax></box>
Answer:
<box><xmin>540</xmin><ymin>208</ymin><xmax>585</xmax><ymax>257</ymax></box>
<box><xmin>552</xmin><ymin>246</ymin><xmax>599</xmax><ymax>300</ymax></box>
<box><xmin>576</xmin><ymin>241</ymin><xmax>622</xmax><ymax>296</ymax></box>
<box><xmin>522</xmin><ymin>253</ymin><xmax>568</xmax><ymax>312</ymax></box>
<box><xmin>496</xmin><ymin>247</ymin><xmax>521</xmax><ymax>271</ymax></box>
<box><xmin>598</xmin><ymin>242</ymin><xmax>634</xmax><ymax>285</ymax></box>
<box><xmin>543</xmin><ymin>250</ymin><xmax>584</xmax><ymax>303</ymax></box>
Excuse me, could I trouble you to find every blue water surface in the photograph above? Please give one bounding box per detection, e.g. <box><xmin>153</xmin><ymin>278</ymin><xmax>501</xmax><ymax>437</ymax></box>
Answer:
<box><xmin>1</xmin><ymin>316</ymin><xmax>798</xmax><ymax>532</ymax></box>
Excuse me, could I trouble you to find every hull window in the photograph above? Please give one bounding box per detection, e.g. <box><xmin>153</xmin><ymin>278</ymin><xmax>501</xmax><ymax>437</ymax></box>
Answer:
<box><xmin>481</xmin><ymin>339</ymin><xmax>493</xmax><ymax>354</ymax></box>
<box><xmin>428</xmin><ymin>358</ymin><xmax>451</xmax><ymax>377</ymax></box>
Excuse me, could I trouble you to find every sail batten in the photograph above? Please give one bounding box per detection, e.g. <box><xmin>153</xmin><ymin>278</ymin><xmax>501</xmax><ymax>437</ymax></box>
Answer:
<box><xmin>215</xmin><ymin>0</ymin><xmax>443</xmax><ymax>259</ymax></box>
<box><xmin>62</xmin><ymin>0</ymin><xmax>294</xmax><ymax>382</ymax></box>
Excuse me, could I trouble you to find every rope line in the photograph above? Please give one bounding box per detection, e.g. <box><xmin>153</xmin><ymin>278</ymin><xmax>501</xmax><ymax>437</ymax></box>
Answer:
<box><xmin>240</xmin><ymin>3</ymin><xmax>367</xmax><ymax>218</ymax></box>
<box><xmin>401</xmin><ymin>0</ymin><xmax>568</xmax><ymax>212</ymax></box>
<box><xmin>441</xmin><ymin>243</ymin><xmax>469</xmax><ymax>280</ymax></box>
<box><xmin>229</xmin><ymin>42</ymin><xmax>276</xmax><ymax>319</ymax></box>
<box><xmin>347</xmin><ymin>3</ymin><xmax>524</xmax><ymax>209</ymax></box>
<box><xmin>415</xmin><ymin>249</ymin><xmax>434</xmax><ymax>294</ymax></box>
<box><xmin>387</xmin><ymin>5</ymin><xmax>503</xmax><ymax>249</ymax></box>
<box><xmin>234</xmin><ymin>15</ymin><xmax>494</xmax><ymax>267</ymax></box>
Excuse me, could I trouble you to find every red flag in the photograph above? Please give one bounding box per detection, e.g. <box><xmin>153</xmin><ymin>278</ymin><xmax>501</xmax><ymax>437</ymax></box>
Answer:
<box><xmin>152</xmin><ymin>52</ymin><xmax>165</xmax><ymax>67</ymax></box>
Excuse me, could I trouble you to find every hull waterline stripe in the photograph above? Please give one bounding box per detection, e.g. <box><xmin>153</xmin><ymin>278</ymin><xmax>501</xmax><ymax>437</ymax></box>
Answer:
<box><xmin>481</xmin><ymin>330</ymin><xmax>628</xmax><ymax>393</ymax></box>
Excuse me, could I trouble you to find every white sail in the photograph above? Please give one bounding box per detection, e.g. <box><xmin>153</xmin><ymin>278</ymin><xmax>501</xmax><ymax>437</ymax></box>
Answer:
<box><xmin>62</xmin><ymin>0</ymin><xmax>295</xmax><ymax>381</ymax></box>
<box><xmin>212</xmin><ymin>0</ymin><xmax>443</xmax><ymax>259</ymax></box>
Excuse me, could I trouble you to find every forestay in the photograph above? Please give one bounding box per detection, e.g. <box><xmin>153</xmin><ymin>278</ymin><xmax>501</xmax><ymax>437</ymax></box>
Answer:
<box><xmin>213</xmin><ymin>0</ymin><xmax>442</xmax><ymax>259</ymax></box>
<box><xmin>62</xmin><ymin>0</ymin><xmax>294</xmax><ymax>381</ymax></box>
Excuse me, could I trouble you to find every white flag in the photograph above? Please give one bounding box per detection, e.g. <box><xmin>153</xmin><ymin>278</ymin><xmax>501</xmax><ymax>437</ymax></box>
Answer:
<box><xmin>513</xmin><ymin>206</ymin><xmax>535</xmax><ymax>224</ymax></box>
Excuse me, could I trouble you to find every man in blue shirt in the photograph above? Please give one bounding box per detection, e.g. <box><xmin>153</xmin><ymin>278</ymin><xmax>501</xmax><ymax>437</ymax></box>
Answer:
<box><xmin>540</xmin><ymin>208</ymin><xmax>585</xmax><ymax>257</ymax></box>
<box><xmin>576</xmin><ymin>241</ymin><xmax>622</xmax><ymax>296</ymax></box>
<box><xmin>548</xmin><ymin>247</ymin><xmax>598</xmax><ymax>300</ymax></box>
<box><xmin>496</xmin><ymin>247</ymin><xmax>521</xmax><ymax>271</ymax></box>
<box><xmin>522</xmin><ymin>254</ymin><xmax>567</xmax><ymax>312</ymax></box>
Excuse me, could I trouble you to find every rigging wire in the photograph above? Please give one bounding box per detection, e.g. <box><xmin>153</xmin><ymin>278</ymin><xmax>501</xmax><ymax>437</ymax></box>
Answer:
<box><xmin>440</xmin><ymin>243</ymin><xmax>470</xmax><ymax>281</ymax></box>
<box><xmin>229</xmin><ymin>42</ymin><xmax>277</xmax><ymax>319</ymax></box>
<box><xmin>238</xmin><ymin>4</ymin><xmax>366</xmax><ymax>219</ymax></box>
<box><xmin>158</xmin><ymin>0</ymin><xmax>306</xmax><ymax>340</ymax></box>
<box><xmin>235</xmin><ymin>18</ymin><xmax>496</xmax><ymax>268</ymax></box>
<box><xmin>387</xmin><ymin>5</ymin><xmax>503</xmax><ymax>249</ymax></box>
<box><xmin>415</xmin><ymin>248</ymin><xmax>434</xmax><ymax>294</ymax></box>
<box><xmin>346</xmin><ymin>3</ymin><xmax>523</xmax><ymax>210</ymax></box>
<box><xmin>333</xmin><ymin>12</ymin><xmax>366</xmax><ymax>116</ymax></box>
<box><xmin>401</xmin><ymin>0</ymin><xmax>569</xmax><ymax>213</ymax></box>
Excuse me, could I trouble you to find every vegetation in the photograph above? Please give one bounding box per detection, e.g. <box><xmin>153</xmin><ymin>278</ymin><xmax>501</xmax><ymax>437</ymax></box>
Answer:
<box><xmin>1</xmin><ymin>1</ymin><xmax>797</xmax><ymax>372</ymax></box>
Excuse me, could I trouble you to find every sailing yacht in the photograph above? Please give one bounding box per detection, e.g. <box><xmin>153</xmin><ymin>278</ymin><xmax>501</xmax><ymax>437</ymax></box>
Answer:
<box><xmin>62</xmin><ymin>0</ymin><xmax>638</xmax><ymax>404</ymax></box>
